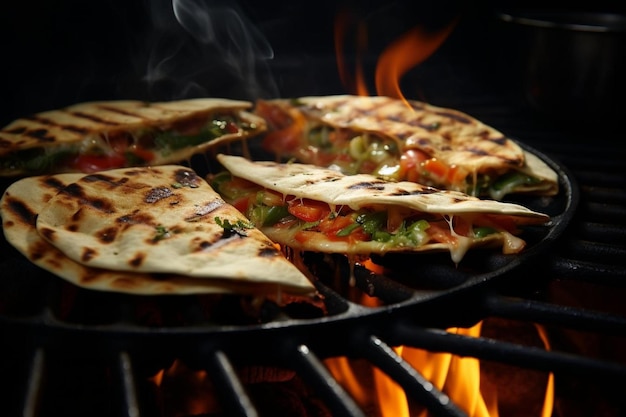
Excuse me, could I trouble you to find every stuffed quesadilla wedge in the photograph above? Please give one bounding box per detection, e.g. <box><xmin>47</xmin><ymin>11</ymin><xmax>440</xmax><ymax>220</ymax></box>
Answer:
<box><xmin>212</xmin><ymin>154</ymin><xmax>550</xmax><ymax>264</ymax></box>
<box><xmin>0</xmin><ymin>98</ymin><xmax>266</xmax><ymax>177</ymax></box>
<box><xmin>0</xmin><ymin>166</ymin><xmax>315</xmax><ymax>296</ymax></box>
<box><xmin>255</xmin><ymin>95</ymin><xmax>558</xmax><ymax>200</ymax></box>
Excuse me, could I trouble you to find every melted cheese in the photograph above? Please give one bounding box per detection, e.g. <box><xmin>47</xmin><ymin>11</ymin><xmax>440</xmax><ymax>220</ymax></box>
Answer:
<box><xmin>500</xmin><ymin>231</ymin><xmax>526</xmax><ymax>254</ymax></box>
<box><xmin>444</xmin><ymin>215</ymin><xmax>473</xmax><ymax>265</ymax></box>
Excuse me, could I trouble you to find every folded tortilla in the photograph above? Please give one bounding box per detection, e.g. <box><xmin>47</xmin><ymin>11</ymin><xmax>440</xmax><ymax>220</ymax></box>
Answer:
<box><xmin>214</xmin><ymin>154</ymin><xmax>550</xmax><ymax>264</ymax></box>
<box><xmin>0</xmin><ymin>98</ymin><xmax>266</xmax><ymax>177</ymax></box>
<box><xmin>256</xmin><ymin>95</ymin><xmax>558</xmax><ymax>200</ymax></box>
<box><xmin>0</xmin><ymin>166</ymin><xmax>315</xmax><ymax>296</ymax></box>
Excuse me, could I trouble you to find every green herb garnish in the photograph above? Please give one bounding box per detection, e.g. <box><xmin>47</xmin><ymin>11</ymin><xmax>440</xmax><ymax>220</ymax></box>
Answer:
<box><xmin>215</xmin><ymin>217</ymin><xmax>254</xmax><ymax>237</ymax></box>
<box><xmin>154</xmin><ymin>225</ymin><xmax>170</xmax><ymax>241</ymax></box>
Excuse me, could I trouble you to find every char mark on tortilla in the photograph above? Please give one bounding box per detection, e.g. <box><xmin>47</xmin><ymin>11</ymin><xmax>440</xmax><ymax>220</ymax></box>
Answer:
<box><xmin>213</xmin><ymin>154</ymin><xmax>551</xmax><ymax>263</ymax></box>
<box><xmin>0</xmin><ymin>98</ymin><xmax>268</xmax><ymax>177</ymax></box>
<box><xmin>129</xmin><ymin>253</ymin><xmax>145</xmax><ymax>268</ymax></box>
<box><xmin>25</xmin><ymin>115</ymin><xmax>91</xmax><ymax>134</ymax></box>
<box><xmin>96</xmin><ymin>226</ymin><xmax>118</xmax><ymax>243</ymax></box>
<box><xmin>347</xmin><ymin>181</ymin><xmax>386</xmax><ymax>190</ymax></box>
<box><xmin>21</xmin><ymin>128</ymin><xmax>56</xmax><ymax>142</ymax></box>
<box><xmin>259</xmin><ymin>246</ymin><xmax>282</xmax><ymax>258</ymax></box>
<box><xmin>255</xmin><ymin>95</ymin><xmax>559</xmax><ymax>200</ymax></box>
<box><xmin>60</xmin><ymin>183</ymin><xmax>115</xmax><ymax>213</ymax></box>
<box><xmin>145</xmin><ymin>187</ymin><xmax>174</xmax><ymax>203</ymax></box>
<box><xmin>0</xmin><ymin>165</ymin><xmax>316</xmax><ymax>295</ymax></box>
<box><xmin>174</xmin><ymin>168</ymin><xmax>202</xmax><ymax>188</ymax></box>
<box><xmin>81</xmin><ymin>173</ymin><xmax>130</xmax><ymax>187</ymax></box>
<box><xmin>81</xmin><ymin>247</ymin><xmax>97</xmax><ymax>263</ymax></box>
<box><xmin>4</xmin><ymin>197</ymin><xmax>38</xmax><ymax>226</ymax></box>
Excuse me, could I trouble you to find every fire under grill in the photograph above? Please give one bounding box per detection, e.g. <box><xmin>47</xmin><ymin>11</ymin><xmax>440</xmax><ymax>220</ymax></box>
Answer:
<box><xmin>2</xmin><ymin>2</ymin><xmax>626</xmax><ymax>417</ymax></box>
<box><xmin>1</xmin><ymin>102</ymin><xmax>625</xmax><ymax>416</ymax></box>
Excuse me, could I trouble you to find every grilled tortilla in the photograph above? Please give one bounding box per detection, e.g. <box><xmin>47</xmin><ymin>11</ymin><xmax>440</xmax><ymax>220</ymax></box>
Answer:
<box><xmin>256</xmin><ymin>95</ymin><xmax>558</xmax><ymax>200</ymax></box>
<box><xmin>0</xmin><ymin>167</ymin><xmax>315</xmax><ymax>296</ymax></box>
<box><xmin>0</xmin><ymin>98</ymin><xmax>266</xmax><ymax>177</ymax></box>
<box><xmin>213</xmin><ymin>154</ymin><xmax>550</xmax><ymax>264</ymax></box>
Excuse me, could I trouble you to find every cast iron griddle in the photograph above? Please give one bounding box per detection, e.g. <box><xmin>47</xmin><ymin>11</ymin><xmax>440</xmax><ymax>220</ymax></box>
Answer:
<box><xmin>0</xmin><ymin>141</ymin><xmax>578</xmax><ymax>356</ymax></box>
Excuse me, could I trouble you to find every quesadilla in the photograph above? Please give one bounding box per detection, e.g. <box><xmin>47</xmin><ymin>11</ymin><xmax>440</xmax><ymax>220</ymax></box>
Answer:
<box><xmin>255</xmin><ymin>95</ymin><xmax>558</xmax><ymax>200</ymax></box>
<box><xmin>0</xmin><ymin>166</ymin><xmax>315</xmax><ymax>296</ymax></box>
<box><xmin>212</xmin><ymin>154</ymin><xmax>550</xmax><ymax>264</ymax></box>
<box><xmin>0</xmin><ymin>98</ymin><xmax>266</xmax><ymax>177</ymax></box>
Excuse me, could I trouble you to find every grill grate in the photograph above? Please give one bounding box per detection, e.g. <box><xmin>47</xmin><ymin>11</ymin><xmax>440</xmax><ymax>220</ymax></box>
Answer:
<box><xmin>2</xmin><ymin>4</ymin><xmax>626</xmax><ymax>415</ymax></box>
<box><xmin>2</xmin><ymin>99</ymin><xmax>626</xmax><ymax>416</ymax></box>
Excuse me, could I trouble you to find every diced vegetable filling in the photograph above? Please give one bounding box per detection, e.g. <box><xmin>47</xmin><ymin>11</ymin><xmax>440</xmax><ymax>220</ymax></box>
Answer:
<box><xmin>257</xmin><ymin>102</ymin><xmax>542</xmax><ymax>200</ymax></box>
<box><xmin>211</xmin><ymin>172</ymin><xmax>516</xmax><ymax>249</ymax></box>
<box><xmin>300</xmin><ymin>127</ymin><xmax>541</xmax><ymax>199</ymax></box>
<box><xmin>1</xmin><ymin>114</ymin><xmax>253</xmax><ymax>174</ymax></box>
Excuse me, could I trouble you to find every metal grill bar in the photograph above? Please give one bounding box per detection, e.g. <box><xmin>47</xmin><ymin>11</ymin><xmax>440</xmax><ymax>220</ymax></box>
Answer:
<box><xmin>483</xmin><ymin>296</ymin><xmax>626</xmax><ymax>334</ymax></box>
<box><xmin>359</xmin><ymin>335</ymin><xmax>468</xmax><ymax>417</ymax></box>
<box><xmin>117</xmin><ymin>352</ymin><xmax>140</xmax><ymax>417</ymax></box>
<box><xmin>206</xmin><ymin>350</ymin><xmax>259</xmax><ymax>417</ymax></box>
<box><xmin>0</xmin><ymin>3</ymin><xmax>625</xmax><ymax>416</ymax></box>
<box><xmin>561</xmin><ymin>240</ymin><xmax>626</xmax><ymax>262</ymax></box>
<box><xmin>22</xmin><ymin>348</ymin><xmax>45</xmax><ymax>417</ymax></box>
<box><xmin>545</xmin><ymin>257</ymin><xmax>626</xmax><ymax>284</ymax></box>
<box><xmin>577</xmin><ymin>222</ymin><xmax>626</xmax><ymax>242</ymax></box>
<box><xmin>388</xmin><ymin>324</ymin><xmax>626</xmax><ymax>380</ymax></box>
<box><xmin>289</xmin><ymin>344</ymin><xmax>366</xmax><ymax>417</ymax></box>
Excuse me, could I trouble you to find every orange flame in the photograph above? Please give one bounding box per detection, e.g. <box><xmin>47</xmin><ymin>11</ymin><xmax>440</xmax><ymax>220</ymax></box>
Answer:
<box><xmin>327</xmin><ymin>9</ymin><xmax>556</xmax><ymax>416</ymax></box>
<box><xmin>325</xmin><ymin>319</ymin><xmax>556</xmax><ymax>417</ymax></box>
<box><xmin>375</xmin><ymin>22</ymin><xmax>458</xmax><ymax>100</ymax></box>
<box><xmin>334</xmin><ymin>10</ymin><xmax>458</xmax><ymax>100</ymax></box>
<box><xmin>536</xmin><ymin>324</ymin><xmax>555</xmax><ymax>417</ymax></box>
<box><xmin>374</xmin><ymin>347</ymin><xmax>411</xmax><ymax>417</ymax></box>
<box><xmin>324</xmin><ymin>266</ymin><xmax>555</xmax><ymax>417</ymax></box>
<box><xmin>149</xmin><ymin>359</ymin><xmax>219</xmax><ymax>416</ymax></box>
<box><xmin>149</xmin><ymin>368</ymin><xmax>165</xmax><ymax>387</ymax></box>
<box><xmin>334</xmin><ymin>8</ymin><xmax>369</xmax><ymax>96</ymax></box>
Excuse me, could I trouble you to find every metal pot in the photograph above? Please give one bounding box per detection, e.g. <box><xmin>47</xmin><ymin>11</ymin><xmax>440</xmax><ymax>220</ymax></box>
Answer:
<box><xmin>497</xmin><ymin>11</ymin><xmax>626</xmax><ymax>127</ymax></box>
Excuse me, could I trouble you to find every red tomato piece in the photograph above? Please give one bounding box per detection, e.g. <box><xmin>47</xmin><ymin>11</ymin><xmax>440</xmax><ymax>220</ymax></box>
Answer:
<box><xmin>446</xmin><ymin>165</ymin><xmax>468</xmax><ymax>185</ymax></box>
<box><xmin>129</xmin><ymin>148</ymin><xmax>155</xmax><ymax>162</ymax></box>
<box><xmin>231</xmin><ymin>196</ymin><xmax>252</xmax><ymax>213</ymax></box>
<box><xmin>224</xmin><ymin>121</ymin><xmax>239</xmax><ymax>134</ymax></box>
<box><xmin>479</xmin><ymin>214</ymin><xmax>519</xmax><ymax>234</ymax></box>
<box><xmin>255</xmin><ymin>100</ymin><xmax>293</xmax><ymax>129</ymax></box>
<box><xmin>318</xmin><ymin>215</ymin><xmax>353</xmax><ymax>235</ymax></box>
<box><xmin>450</xmin><ymin>216</ymin><xmax>472</xmax><ymax>236</ymax></box>
<box><xmin>422</xmin><ymin>158</ymin><xmax>449</xmax><ymax>181</ymax></box>
<box><xmin>399</xmin><ymin>149</ymin><xmax>429</xmax><ymax>182</ymax></box>
<box><xmin>107</xmin><ymin>132</ymin><xmax>132</xmax><ymax>153</ymax></box>
<box><xmin>262</xmin><ymin>128</ymin><xmax>303</xmax><ymax>155</ymax></box>
<box><xmin>288</xmin><ymin>199</ymin><xmax>330</xmax><ymax>222</ymax></box>
<box><xmin>71</xmin><ymin>154</ymin><xmax>127</xmax><ymax>173</ymax></box>
<box><xmin>348</xmin><ymin>228</ymin><xmax>370</xmax><ymax>243</ymax></box>
<box><xmin>259</xmin><ymin>105</ymin><xmax>306</xmax><ymax>155</ymax></box>
<box><xmin>318</xmin><ymin>215</ymin><xmax>370</xmax><ymax>242</ymax></box>
<box><xmin>426</xmin><ymin>222</ymin><xmax>456</xmax><ymax>244</ymax></box>
<box><xmin>422</xmin><ymin>158</ymin><xmax>468</xmax><ymax>187</ymax></box>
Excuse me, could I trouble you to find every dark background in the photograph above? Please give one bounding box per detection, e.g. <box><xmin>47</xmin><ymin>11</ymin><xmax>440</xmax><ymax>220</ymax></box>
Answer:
<box><xmin>0</xmin><ymin>0</ymin><xmax>624</xmax><ymax>127</ymax></box>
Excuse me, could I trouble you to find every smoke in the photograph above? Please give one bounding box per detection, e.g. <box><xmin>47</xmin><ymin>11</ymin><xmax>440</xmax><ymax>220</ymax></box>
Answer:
<box><xmin>137</xmin><ymin>0</ymin><xmax>277</xmax><ymax>100</ymax></box>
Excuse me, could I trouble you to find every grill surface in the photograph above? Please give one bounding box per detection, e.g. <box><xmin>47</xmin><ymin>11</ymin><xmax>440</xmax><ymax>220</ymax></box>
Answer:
<box><xmin>1</xmin><ymin>2</ymin><xmax>626</xmax><ymax>417</ymax></box>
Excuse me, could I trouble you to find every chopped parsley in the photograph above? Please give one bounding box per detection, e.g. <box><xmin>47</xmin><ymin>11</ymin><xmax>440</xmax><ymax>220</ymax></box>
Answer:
<box><xmin>153</xmin><ymin>225</ymin><xmax>170</xmax><ymax>241</ymax></box>
<box><xmin>215</xmin><ymin>217</ymin><xmax>254</xmax><ymax>237</ymax></box>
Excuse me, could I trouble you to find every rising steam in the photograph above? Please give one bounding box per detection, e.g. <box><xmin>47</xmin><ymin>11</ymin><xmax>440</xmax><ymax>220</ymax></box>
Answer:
<box><xmin>138</xmin><ymin>0</ymin><xmax>277</xmax><ymax>100</ymax></box>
